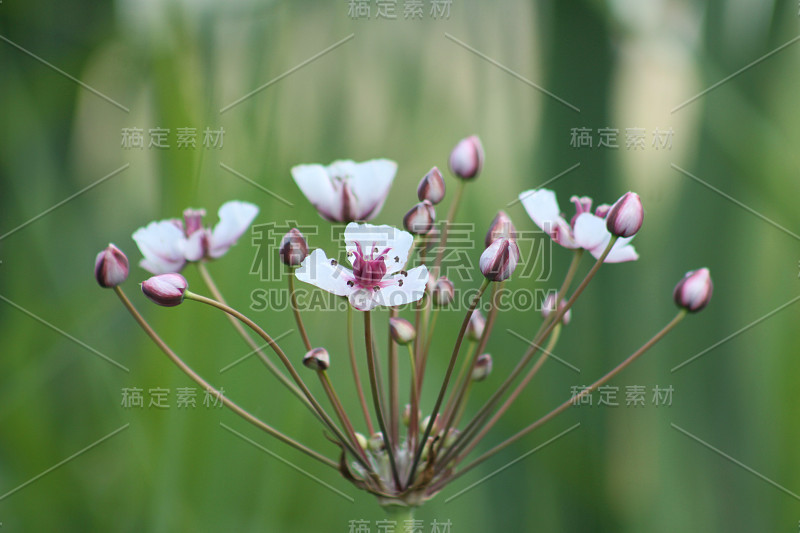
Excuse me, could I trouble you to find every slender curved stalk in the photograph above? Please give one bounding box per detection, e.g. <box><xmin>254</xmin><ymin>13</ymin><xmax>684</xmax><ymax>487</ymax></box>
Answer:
<box><xmin>319</xmin><ymin>371</ymin><xmax>369</xmax><ymax>463</ymax></box>
<box><xmin>364</xmin><ymin>310</ymin><xmax>401</xmax><ymax>490</ymax></box>
<box><xmin>388</xmin><ymin>308</ymin><xmax>399</xmax><ymax>444</ymax></box>
<box><xmin>445</xmin><ymin>310</ymin><xmax>688</xmax><ymax>482</ymax></box>
<box><xmin>288</xmin><ymin>272</ymin><xmax>312</xmax><ymax>351</ymax></box>
<box><xmin>184</xmin><ymin>290</ymin><xmax>369</xmax><ymax>470</ymax></box>
<box><xmin>114</xmin><ymin>286</ymin><xmax>336</xmax><ymax>468</ymax></box>
<box><xmin>406</xmin><ymin>278</ymin><xmax>490</xmax><ymax>487</ymax></box>
<box><xmin>433</xmin><ymin>179</ymin><xmax>466</xmax><ymax>275</ymax></box>
<box><xmin>348</xmin><ymin>305</ymin><xmax>374</xmax><ymax>435</ymax></box>
<box><xmin>196</xmin><ymin>262</ymin><xmax>309</xmax><ymax>409</ymax></box>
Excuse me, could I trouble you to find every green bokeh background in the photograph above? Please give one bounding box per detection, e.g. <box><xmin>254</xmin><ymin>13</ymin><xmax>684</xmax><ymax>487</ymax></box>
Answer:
<box><xmin>2</xmin><ymin>0</ymin><xmax>799</xmax><ymax>531</ymax></box>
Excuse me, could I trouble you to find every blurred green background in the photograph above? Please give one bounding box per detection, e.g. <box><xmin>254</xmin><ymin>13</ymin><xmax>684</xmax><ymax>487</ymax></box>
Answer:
<box><xmin>2</xmin><ymin>0</ymin><xmax>800</xmax><ymax>531</ymax></box>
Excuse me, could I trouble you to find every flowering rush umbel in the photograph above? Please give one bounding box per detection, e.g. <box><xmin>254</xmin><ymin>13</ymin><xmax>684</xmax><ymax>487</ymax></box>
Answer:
<box><xmin>97</xmin><ymin>135</ymin><xmax>710</xmax><ymax>519</ymax></box>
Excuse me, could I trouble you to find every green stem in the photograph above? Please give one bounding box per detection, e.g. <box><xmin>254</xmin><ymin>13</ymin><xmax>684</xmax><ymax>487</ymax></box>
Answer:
<box><xmin>288</xmin><ymin>271</ymin><xmax>312</xmax><ymax>351</ymax></box>
<box><xmin>113</xmin><ymin>286</ymin><xmax>336</xmax><ymax>468</ymax></box>
<box><xmin>348</xmin><ymin>305</ymin><xmax>374</xmax><ymax>435</ymax></box>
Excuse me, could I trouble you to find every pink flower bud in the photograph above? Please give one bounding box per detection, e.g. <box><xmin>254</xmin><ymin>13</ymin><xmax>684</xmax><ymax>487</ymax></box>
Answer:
<box><xmin>95</xmin><ymin>244</ymin><xmax>129</xmax><ymax>288</ymax></box>
<box><xmin>403</xmin><ymin>200</ymin><xmax>436</xmax><ymax>235</ymax></box>
<box><xmin>449</xmin><ymin>135</ymin><xmax>484</xmax><ymax>180</ymax></box>
<box><xmin>484</xmin><ymin>211</ymin><xmax>517</xmax><ymax>247</ymax></box>
<box><xmin>279</xmin><ymin>228</ymin><xmax>309</xmax><ymax>267</ymax></box>
<box><xmin>302</xmin><ymin>347</ymin><xmax>330</xmax><ymax>371</ymax></box>
<box><xmin>417</xmin><ymin>166</ymin><xmax>446</xmax><ymax>204</ymax></box>
<box><xmin>471</xmin><ymin>353</ymin><xmax>493</xmax><ymax>381</ymax></box>
<box><xmin>389</xmin><ymin>317</ymin><xmax>416</xmax><ymax>345</ymax></box>
<box><xmin>479</xmin><ymin>238</ymin><xmax>520</xmax><ymax>282</ymax></box>
<box><xmin>141</xmin><ymin>273</ymin><xmax>188</xmax><ymax>307</ymax></box>
<box><xmin>431</xmin><ymin>276</ymin><xmax>455</xmax><ymax>306</ymax></box>
<box><xmin>673</xmin><ymin>268</ymin><xmax>713</xmax><ymax>312</ymax></box>
<box><xmin>605</xmin><ymin>192</ymin><xmax>643</xmax><ymax>238</ymax></box>
<box><xmin>466</xmin><ymin>310</ymin><xmax>486</xmax><ymax>342</ymax></box>
<box><xmin>541</xmin><ymin>292</ymin><xmax>571</xmax><ymax>325</ymax></box>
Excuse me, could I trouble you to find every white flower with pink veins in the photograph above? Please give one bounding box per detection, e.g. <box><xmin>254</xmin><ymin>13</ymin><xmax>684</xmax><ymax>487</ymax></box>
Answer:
<box><xmin>296</xmin><ymin>223</ymin><xmax>429</xmax><ymax>311</ymax></box>
<box><xmin>519</xmin><ymin>189</ymin><xmax>638</xmax><ymax>263</ymax></box>
<box><xmin>132</xmin><ymin>200</ymin><xmax>259</xmax><ymax>274</ymax></box>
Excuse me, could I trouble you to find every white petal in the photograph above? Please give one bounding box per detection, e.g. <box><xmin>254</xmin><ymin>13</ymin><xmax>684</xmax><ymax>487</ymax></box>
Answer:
<box><xmin>348</xmin><ymin>289</ymin><xmax>380</xmax><ymax>311</ymax></box>
<box><xmin>550</xmin><ymin>218</ymin><xmax>579</xmax><ymax>249</ymax></box>
<box><xmin>344</xmin><ymin>223</ymin><xmax>413</xmax><ymax>272</ymax></box>
<box><xmin>573</xmin><ymin>213</ymin><xmax>610</xmax><ymax>252</ymax></box>
<box><xmin>291</xmin><ymin>164</ymin><xmax>342</xmax><ymax>221</ymax></box>
<box><xmin>348</xmin><ymin>159</ymin><xmax>397</xmax><ymax>220</ymax></box>
<box><xmin>295</xmin><ymin>249</ymin><xmax>355</xmax><ymax>297</ymax></box>
<box><xmin>602</xmin><ymin>238</ymin><xmax>639</xmax><ymax>263</ymax></box>
<box><xmin>132</xmin><ymin>219</ymin><xmax>186</xmax><ymax>274</ymax></box>
<box><xmin>519</xmin><ymin>189</ymin><xmax>562</xmax><ymax>231</ymax></box>
<box><xmin>180</xmin><ymin>230</ymin><xmax>207</xmax><ymax>262</ymax></box>
<box><xmin>376</xmin><ymin>266</ymin><xmax>429</xmax><ymax>308</ymax></box>
<box><xmin>208</xmin><ymin>201</ymin><xmax>259</xmax><ymax>258</ymax></box>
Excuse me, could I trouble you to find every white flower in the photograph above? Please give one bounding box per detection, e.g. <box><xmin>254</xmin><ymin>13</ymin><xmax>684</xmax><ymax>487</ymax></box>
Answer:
<box><xmin>295</xmin><ymin>222</ymin><xmax>429</xmax><ymax>311</ymax></box>
<box><xmin>132</xmin><ymin>200</ymin><xmax>259</xmax><ymax>274</ymax></box>
<box><xmin>519</xmin><ymin>189</ymin><xmax>638</xmax><ymax>263</ymax></box>
<box><xmin>291</xmin><ymin>159</ymin><xmax>397</xmax><ymax>222</ymax></box>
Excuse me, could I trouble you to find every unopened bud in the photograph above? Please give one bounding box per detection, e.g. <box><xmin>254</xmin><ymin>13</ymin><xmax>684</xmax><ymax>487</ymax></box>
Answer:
<box><xmin>542</xmin><ymin>292</ymin><xmax>571</xmax><ymax>325</ymax></box>
<box><xmin>368</xmin><ymin>432</ymin><xmax>385</xmax><ymax>453</ymax></box>
<box><xmin>279</xmin><ymin>228</ymin><xmax>309</xmax><ymax>266</ymax></box>
<box><xmin>484</xmin><ymin>211</ymin><xmax>517</xmax><ymax>247</ymax></box>
<box><xmin>417</xmin><ymin>166</ymin><xmax>446</xmax><ymax>204</ymax></box>
<box><xmin>449</xmin><ymin>135</ymin><xmax>484</xmax><ymax>180</ymax></box>
<box><xmin>471</xmin><ymin>353</ymin><xmax>493</xmax><ymax>381</ymax></box>
<box><xmin>141</xmin><ymin>273</ymin><xmax>187</xmax><ymax>307</ymax></box>
<box><xmin>420</xmin><ymin>414</ymin><xmax>441</xmax><ymax>434</ymax></box>
<box><xmin>431</xmin><ymin>277</ymin><xmax>455</xmax><ymax>306</ymax></box>
<box><xmin>355</xmin><ymin>432</ymin><xmax>368</xmax><ymax>450</ymax></box>
<box><xmin>402</xmin><ymin>404</ymin><xmax>421</xmax><ymax>427</ymax></box>
<box><xmin>444</xmin><ymin>428</ymin><xmax>460</xmax><ymax>448</ymax></box>
<box><xmin>403</xmin><ymin>201</ymin><xmax>436</xmax><ymax>235</ymax></box>
<box><xmin>605</xmin><ymin>192</ymin><xmax>644</xmax><ymax>238</ymax></box>
<box><xmin>302</xmin><ymin>347</ymin><xmax>330</xmax><ymax>371</ymax></box>
<box><xmin>389</xmin><ymin>317</ymin><xmax>416</xmax><ymax>345</ymax></box>
<box><xmin>95</xmin><ymin>244</ymin><xmax>129</xmax><ymax>288</ymax></box>
<box><xmin>673</xmin><ymin>268</ymin><xmax>713</xmax><ymax>312</ymax></box>
<box><xmin>466</xmin><ymin>310</ymin><xmax>486</xmax><ymax>342</ymax></box>
<box><xmin>479</xmin><ymin>238</ymin><xmax>520</xmax><ymax>282</ymax></box>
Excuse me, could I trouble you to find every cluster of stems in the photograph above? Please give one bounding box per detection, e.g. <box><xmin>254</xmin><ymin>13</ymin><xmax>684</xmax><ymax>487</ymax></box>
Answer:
<box><xmin>110</xmin><ymin>183</ymin><xmax>692</xmax><ymax>510</ymax></box>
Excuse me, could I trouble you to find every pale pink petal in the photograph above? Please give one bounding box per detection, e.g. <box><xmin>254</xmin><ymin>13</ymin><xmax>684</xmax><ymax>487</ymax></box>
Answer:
<box><xmin>208</xmin><ymin>201</ymin><xmax>259</xmax><ymax>258</ymax></box>
<box><xmin>348</xmin><ymin>159</ymin><xmax>397</xmax><ymax>220</ymax></box>
<box><xmin>180</xmin><ymin>230</ymin><xmax>207</xmax><ymax>262</ymax></box>
<box><xmin>376</xmin><ymin>266</ymin><xmax>429</xmax><ymax>307</ymax></box>
<box><xmin>601</xmin><ymin>238</ymin><xmax>639</xmax><ymax>263</ymax></box>
<box><xmin>295</xmin><ymin>249</ymin><xmax>355</xmax><ymax>297</ymax></box>
<box><xmin>573</xmin><ymin>213</ymin><xmax>610</xmax><ymax>252</ymax></box>
<box><xmin>519</xmin><ymin>189</ymin><xmax>563</xmax><ymax>231</ymax></box>
<box><xmin>550</xmin><ymin>218</ymin><xmax>579</xmax><ymax>249</ymax></box>
<box><xmin>133</xmin><ymin>219</ymin><xmax>186</xmax><ymax>274</ymax></box>
<box><xmin>291</xmin><ymin>164</ymin><xmax>343</xmax><ymax>221</ymax></box>
<box><xmin>348</xmin><ymin>289</ymin><xmax>380</xmax><ymax>311</ymax></box>
<box><xmin>344</xmin><ymin>223</ymin><xmax>412</xmax><ymax>272</ymax></box>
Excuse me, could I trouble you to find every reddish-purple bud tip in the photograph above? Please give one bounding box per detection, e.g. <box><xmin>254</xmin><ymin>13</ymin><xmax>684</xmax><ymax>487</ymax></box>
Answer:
<box><xmin>449</xmin><ymin>135</ymin><xmax>484</xmax><ymax>180</ymax></box>
<box><xmin>403</xmin><ymin>200</ymin><xmax>436</xmax><ymax>235</ymax></box>
<box><xmin>389</xmin><ymin>317</ymin><xmax>416</xmax><ymax>345</ymax></box>
<box><xmin>141</xmin><ymin>273</ymin><xmax>188</xmax><ymax>307</ymax></box>
<box><xmin>303</xmin><ymin>347</ymin><xmax>330</xmax><ymax>371</ymax></box>
<box><xmin>466</xmin><ymin>310</ymin><xmax>486</xmax><ymax>342</ymax></box>
<box><xmin>479</xmin><ymin>238</ymin><xmax>520</xmax><ymax>282</ymax></box>
<box><xmin>431</xmin><ymin>276</ymin><xmax>455</xmax><ymax>306</ymax></box>
<box><xmin>95</xmin><ymin>244</ymin><xmax>129</xmax><ymax>288</ymax></box>
<box><xmin>417</xmin><ymin>167</ymin><xmax>446</xmax><ymax>204</ymax></box>
<box><xmin>472</xmin><ymin>353</ymin><xmax>493</xmax><ymax>381</ymax></box>
<box><xmin>279</xmin><ymin>228</ymin><xmax>309</xmax><ymax>267</ymax></box>
<box><xmin>485</xmin><ymin>211</ymin><xmax>517</xmax><ymax>248</ymax></box>
<box><xmin>606</xmin><ymin>192</ymin><xmax>643</xmax><ymax>238</ymax></box>
<box><xmin>673</xmin><ymin>268</ymin><xmax>713</xmax><ymax>312</ymax></box>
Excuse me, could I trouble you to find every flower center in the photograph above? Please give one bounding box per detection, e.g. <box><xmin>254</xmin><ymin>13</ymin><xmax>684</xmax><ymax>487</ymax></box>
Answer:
<box><xmin>352</xmin><ymin>242</ymin><xmax>389</xmax><ymax>288</ymax></box>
